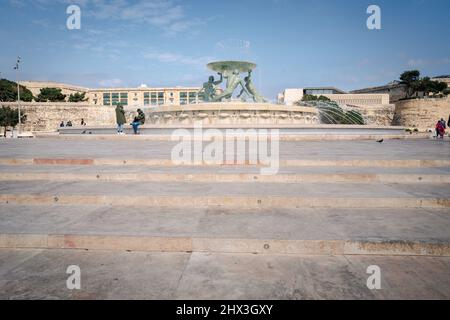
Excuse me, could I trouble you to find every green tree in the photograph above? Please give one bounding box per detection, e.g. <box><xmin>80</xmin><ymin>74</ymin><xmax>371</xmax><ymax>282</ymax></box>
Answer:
<box><xmin>400</xmin><ymin>70</ymin><xmax>421</xmax><ymax>98</ymax></box>
<box><xmin>0</xmin><ymin>106</ymin><xmax>27</xmax><ymax>137</ymax></box>
<box><xmin>68</xmin><ymin>92</ymin><xmax>87</xmax><ymax>102</ymax></box>
<box><xmin>301</xmin><ymin>94</ymin><xmax>318</xmax><ymax>102</ymax></box>
<box><xmin>301</xmin><ymin>94</ymin><xmax>331</xmax><ymax>102</ymax></box>
<box><xmin>430</xmin><ymin>81</ymin><xmax>448</xmax><ymax>95</ymax></box>
<box><xmin>0</xmin><ymin>79</ymin><xmax>34</xmax><ymax>102</ymax></box>
<box><xmin>36</xmin><ymin>88</ymin><xmax>66</xmax><ymax>102</ymax></box>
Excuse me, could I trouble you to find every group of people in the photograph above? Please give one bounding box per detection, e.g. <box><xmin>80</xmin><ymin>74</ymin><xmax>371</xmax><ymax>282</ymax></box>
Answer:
<box><xmin>115</xmin><ymin>104</ymin><xmax>145</xmax><ymax>135</ymax></box>
<box><xmin>435</xmin><ymin>117</ymin><xmax>448</xmax><ymax>139</ymax></box>
<box><xmin>60</xmin><ymin>120</ymin><xmax>73</xmax><ymax>127</ymax></box>
<box><xmin>60</xmin><ymin>119</ymin><xmax>86</xmax><ymax>128</ymax></box>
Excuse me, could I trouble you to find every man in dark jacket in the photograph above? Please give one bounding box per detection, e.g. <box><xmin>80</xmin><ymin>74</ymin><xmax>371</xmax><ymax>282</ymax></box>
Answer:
<box><xmin>115</xmin><ymin>104</ymin><xmax>126</xmax><ymax>134</ymax></box>
<box><xmin>131</xmin><ymin>109</ymin><xmax>145</xmax><ymax>134</ymax></box>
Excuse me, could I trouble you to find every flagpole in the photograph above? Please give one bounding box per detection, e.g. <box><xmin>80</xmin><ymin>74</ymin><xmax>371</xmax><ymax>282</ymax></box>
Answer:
<box><xmin>14</xmin><ymin>57</ymin><xmax>21</xmax><ymax>136</ymax></box>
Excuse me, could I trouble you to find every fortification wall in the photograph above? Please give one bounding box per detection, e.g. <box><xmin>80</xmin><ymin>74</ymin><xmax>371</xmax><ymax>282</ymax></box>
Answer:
<box><xmin>393</xmin><ymin>97</ymin><xmax>450</xmax><ymax>129</ymax></box>
<box><xmin>2</xmin><ymin>99</ymin><xmax>445</xmax><ymax>132</ymax></box>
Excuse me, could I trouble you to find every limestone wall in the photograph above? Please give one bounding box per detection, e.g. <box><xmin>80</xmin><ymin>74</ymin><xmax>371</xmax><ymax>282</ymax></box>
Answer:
<box><xmin>0</xmin><ymin>100</ymin><xmax>414</xmax><ymax>132</ymax></box>
<box><xmin>344</xmin><ymin>104</ymin><xmax>395</xmax><ymax>126</ymax></box>
<box><xmin>0</xmin><ymin>102</ymin><xmax>139</xmax><ymax>132</ymax></box>
<box><xmin>393</xmin><ymin>97</ymin><xmax>450</xmax><ymax>129</ymax></box>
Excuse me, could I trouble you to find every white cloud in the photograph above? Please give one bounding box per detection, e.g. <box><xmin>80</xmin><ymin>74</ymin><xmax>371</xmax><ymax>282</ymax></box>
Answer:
<box><xmin>98</xmin><ymin>78</ymin><xmax>124</xmax><ymax>87</ymax></box>
<box><xmin>142</xmin><ymin>51</ymin><xmax>213</xmax><ymax>67</ymax></box>
<box><xmin>407</xmin><ymin>58</ymin><xmax>450</xmax><ymax>67</ymax></box>
<box><xmin>86</xmin><ymin>0</ymin><xmax>204</xmax><ymax>35</ymax></box>
<box><xmin>10</xmin><ymin>0</ymin><xmax>207</xmax><ymax>35</ymax></box>
<box><xmin>32</xmin><ymin>19</ymin><xmax>50</xmax><ymax>28</ymax></box>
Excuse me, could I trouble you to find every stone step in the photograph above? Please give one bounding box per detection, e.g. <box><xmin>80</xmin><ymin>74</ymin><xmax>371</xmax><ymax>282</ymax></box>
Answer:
<box><xmin>0</xmin><ymin>181</ymin><xmax>449</xmax><ymax>208</ymax></box>
<box><xmin>1</xmin><ymin>170</ymin><xmax>450</xmax><ymax>183</ymax></box>
<box><xmin>40</xmin><ymin>133</ymin><xmax>415</xmax><ymax>141</ymax></box>
<box><xmin>2</xmin><ymin>249</ymin><xmax>449</xmax><ymax>299</ymax></box>
<box><xmin>1</xmin><ymin>165</ymin><xmax>450</xmax><ymax>174</ymax></box>
<box><xmin>2</xmin><ymin>158</ymin><xmax>450</xmax><ymax>167</ymax></box>
<box><xmin>1</xmin><ymin>139</ymin><xmax>449</xmax><ymax>161</ymax></box>
<box><xmin>2</xmin><ymin>233</ymin><xmax>449</xmax><ymax>256</ymax></box>
<box><xmin>1</xmin><ymin>204</ymin><xmax>448</xmax><ymax>242</ymax></box>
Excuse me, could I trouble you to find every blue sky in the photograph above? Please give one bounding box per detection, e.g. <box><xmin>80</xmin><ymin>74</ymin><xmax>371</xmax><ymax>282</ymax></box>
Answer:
<box><xmin>0</xmin><ymin>0</ymin><xmax>449</xmax><ymax>99</ymax></box>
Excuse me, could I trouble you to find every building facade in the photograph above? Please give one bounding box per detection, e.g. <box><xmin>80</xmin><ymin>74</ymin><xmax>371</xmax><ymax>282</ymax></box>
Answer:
<box><xmin>19</xmin><ymin>81</ymin><xmax>201</xmax><ymax>107</ymax></box>
<box><xmin>278</xmin><ymin>87</ymin><xmax>390</xmax><ymax>107</ymax></box>
<box><xmin>350</xmin><ymin>81</ymin><xmax>407</xmax><ymax>103</ymax></box>
<box><xmin>88</xmin><ymin>87</ymin><xmax>201</xmax><ymax>107</ymax></box>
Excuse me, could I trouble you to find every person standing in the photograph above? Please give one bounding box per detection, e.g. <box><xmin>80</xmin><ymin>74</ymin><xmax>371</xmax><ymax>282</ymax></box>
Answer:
<box><xmin>115</xmin><ymin>104</ymin><xmax>126</xmax><ymax>135</ymax></box>
<box><xmin>131</xmin><ymin>108</ymin><xmax>146</xmax><ymax>135</ymax></box>
<box><xmin>436</xmin><ymin>120</ymin><xmax>445</xmax><ymax>139</ymax></box>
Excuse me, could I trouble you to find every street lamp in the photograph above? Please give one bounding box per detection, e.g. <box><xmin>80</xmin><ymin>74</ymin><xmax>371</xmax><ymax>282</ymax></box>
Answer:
<box><xmin>13</xmin><ymin>56</ymin><xmax>21</xmax><ymax>135</ymax></box>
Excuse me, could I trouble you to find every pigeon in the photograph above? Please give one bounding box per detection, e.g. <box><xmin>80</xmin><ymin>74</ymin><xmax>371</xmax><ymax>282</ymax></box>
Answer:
<box><xmin>377</xmin><ymin>139</ymin><xmax>384</xmax><ymax>143</ymax></box>
<box><xmin>81</xmin><ymin>130</ymin><xmax>86</xmax><ymax>134</ymax></box>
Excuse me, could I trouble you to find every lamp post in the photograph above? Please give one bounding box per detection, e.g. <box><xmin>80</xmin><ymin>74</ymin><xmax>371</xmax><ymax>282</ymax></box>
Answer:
<box><xmin>14</xmin><ymin>57</ymin><xmax>21</xmax><ymax>135</ymax></box>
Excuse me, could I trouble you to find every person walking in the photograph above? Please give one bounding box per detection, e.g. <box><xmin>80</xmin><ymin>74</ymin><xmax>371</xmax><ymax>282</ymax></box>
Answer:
<box><xmin>131</xmin><ymin>109</ymin><xmax>146</xmax><ymax>134</ymax></box>
<box><xmin>115</xmin><ymin>104</ymin><xmax>126</xmax><ymax>135</ymax></box>
<box><xmin>436</xmin><ymin>120</ymin><xmax>445</xmax><ymax>139</ymax></box>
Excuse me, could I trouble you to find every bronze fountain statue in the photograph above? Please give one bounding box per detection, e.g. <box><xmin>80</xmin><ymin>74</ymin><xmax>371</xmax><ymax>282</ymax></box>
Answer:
<box><xmin>199</xmin><ymin>61</ymin><xmax>267</xmax><ymax>103</ymax></box>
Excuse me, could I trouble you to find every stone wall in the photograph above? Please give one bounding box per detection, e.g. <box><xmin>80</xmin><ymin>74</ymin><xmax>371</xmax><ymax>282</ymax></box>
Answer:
<box><xmin>393</xmin><ymin>97</ymin><xmax>450</xmax><ymax>129</ymax></box>
<box><xmin>3</xmin><ymin>99</ymin><xmax>446</xmax><ymax>132</ymax></box>
<box><xmin>0</xmin><ymin>102</ymin><xmax>140</xmax><ymax>132</ymax></box>
<box><xmin>344</xmin><ymin>104</ymin><xmax>395</xmax><ymax>126</ymax></box>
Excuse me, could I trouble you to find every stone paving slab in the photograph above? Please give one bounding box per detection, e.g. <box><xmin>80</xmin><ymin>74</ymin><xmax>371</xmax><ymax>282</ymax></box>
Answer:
<box><xmin>1</xmin><ymin>172</ymin><xmax>450</xmax><ymax>184</ymax></box>
<box><xmin>1</xmin><ymin>165</ymin><xmax>450</xmax><ymax>174</ymax></box>
<box><xmin>1</xmin><ymin>139</ymin><xmax>449</xmax><ymax>160</ymax></box>
<box><xmin>0</xmin><ymin>249</ymin><xmax>449</xmax><ymax>299</ymax></box>
<box><xmin>1</xmin><ymin>180</ymin><xmax>449</xmax><ymax>198</ymax></box>
<box><xmin>1</xmin><ymin>166</ymin><xmax>450</xmax><ymax>184</ymax></box>
<box><xmin>0</xmin><ymin>205</ymin><xmax>449</xmax><ymax>242</ymax></box>
<box><xmin>3</xmin><ymin>159</ymin><xmax>450</xmax><ymax>168</ymax></box>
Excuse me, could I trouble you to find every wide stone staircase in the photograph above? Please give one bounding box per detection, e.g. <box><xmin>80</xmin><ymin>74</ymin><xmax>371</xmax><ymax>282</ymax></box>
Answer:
<box><xmin>0</xmin><ymin>139</ymin><xmax>449</xmax><ymax>257</ymax></box>
<box><xmin>0</xmin><ymin>138</ymin><xmax>450</xmax><ymax>299</ymax></box>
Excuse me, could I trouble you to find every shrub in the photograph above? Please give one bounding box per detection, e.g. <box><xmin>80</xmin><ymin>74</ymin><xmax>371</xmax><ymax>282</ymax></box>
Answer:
<box><xmin>0</xmin><ymin>106</ymin><xmax>27</xmax><ymax>137</ymax></box>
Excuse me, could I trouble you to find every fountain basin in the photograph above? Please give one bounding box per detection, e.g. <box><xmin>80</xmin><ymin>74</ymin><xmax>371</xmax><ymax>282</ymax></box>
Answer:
<box><xmin>143</xmin><ymin>102</ymin><xmax>319</xmax><ymax>126</ymax></box>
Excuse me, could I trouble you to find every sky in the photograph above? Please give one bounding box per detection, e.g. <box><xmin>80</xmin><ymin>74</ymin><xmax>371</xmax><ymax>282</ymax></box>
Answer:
<box><xmin>0</xmin><ymin>0</ymin><xmax>449</xmax><ymax>100</ymax></box>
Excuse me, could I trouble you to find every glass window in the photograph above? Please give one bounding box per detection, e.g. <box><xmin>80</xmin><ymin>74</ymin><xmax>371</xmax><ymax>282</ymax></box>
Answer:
<box><xmin>158</xmin><ymin>92</ymin><xmax>164</xmax><ymax>105</ymax></box>
<box><xmin>111</xmin><ymin>93</ymin><xmax>120</xmax><ymax>105</ymax></box>
<box><xmin>103</xmin><ymin>93</ymin><xmax>111</xmax><ymax>106</ymax></box>
<box><xmin>120</xmin><ymin>92</ymin><xmax>128</xmax><ymax>105</ymax></box>
<box><xmin>150</xmin><ymin>92</ymin><xmax>158</xmax><ymax>105</ymax></box>
<box><xmin>180</xmin><ymin>92</ymin><xmax>187</xmax><ymax>105</ymax></box>
<box><xmin>189</xmin><ymin>92</ymin><xmax>197</xmax><ymax>104</ymax></box>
